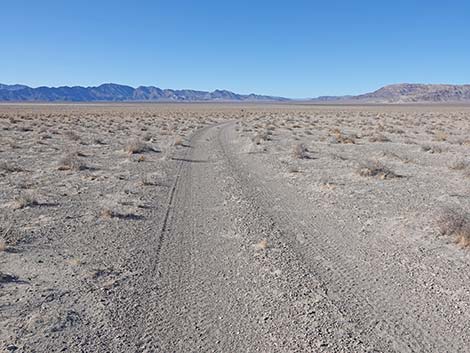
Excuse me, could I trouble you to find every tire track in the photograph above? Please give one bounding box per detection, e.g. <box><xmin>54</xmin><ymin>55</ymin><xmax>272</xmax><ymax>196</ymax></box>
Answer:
<box><xmin>139</xmin><ymin>122</ymin><xmax>374</xmax><ymax>352</ymax></box>
<box><xmin>218</xmin><ymin>122</ymin><xmax>469</xmax><ymax>352</ymax></box>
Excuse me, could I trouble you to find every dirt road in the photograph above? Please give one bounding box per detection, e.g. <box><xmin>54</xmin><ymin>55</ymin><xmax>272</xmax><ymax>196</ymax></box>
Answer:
<box><xmin>3</xmin><ymin>116</ymin><xmax>470</xmax><ymax>352</ymax></box>
<box><xmin>123</xmin><ymin>121</ymin><xmax>470</xmax><ymax>352</ymax></box>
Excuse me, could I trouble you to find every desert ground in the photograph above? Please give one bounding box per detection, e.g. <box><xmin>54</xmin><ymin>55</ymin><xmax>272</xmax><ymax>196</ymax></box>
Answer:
<box><xmin>1</xmin><ymin>103</ymin><xmax>470</xmax><ymax>352</ymax></box>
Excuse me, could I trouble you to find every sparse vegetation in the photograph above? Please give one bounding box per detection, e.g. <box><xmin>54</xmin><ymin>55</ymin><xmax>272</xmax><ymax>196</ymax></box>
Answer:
<box><xmin>358</xmin><ymin>160</ymin><xmax>398</xmax><ymax>179</ymax></box>
<box><xmin>421</xmin><ymin>144</ymin><xmax>444</xmax><ymax>153</ymax></box>
<box><xmin>12</xmin><ymin>192</ymin><xmax>38</xmax><ymax>209</ymax></box>
<box><xmin>448</xmin><ymin>159</ymin><xmax>469</xmax><ymax>171</ymax></box>
<box><xmin>173</xmin><ymin>136</ymin><xmax>184</xmax><ymax>146</ymax></box>
<box><xmin>369</xmin><ymin>134</ymin><xmax>390</xmax><ymax>142</ymax></box>
<box><xmin>254</xmin><ymin>239</ymin><xmax>268</xmax><ymax>250</ymax></box>
<box><xmin>292</xmin><ymin>143</ymin><xmax>308</xmax><ymax>159</ymax></box>
<box><xmin>330</xmin><ymin>128</ymin><xmax>356</xmax><ymax>144</ymax></box>
<box><xmin>125</xmin><ymin>139</ymin><xmax>148</xmax><ymax>154</ymax></box>
<box><xmin>437</xmin><ymin>208</ymin><xmax>470</xmax><ymax>247</ymax></box>
<box><xmin>58</xmin><ymin>152</ymin><xmax>86</xmax><ymax>171</ymax></box>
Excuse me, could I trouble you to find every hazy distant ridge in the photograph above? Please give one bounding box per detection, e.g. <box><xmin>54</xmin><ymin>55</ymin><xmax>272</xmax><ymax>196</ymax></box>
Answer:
<box><xmin>313</xmin><ymin>83</ymin><xmax>470</xmax><ymax>103</ymax></box>
<box><xmin>0</xmin><ymin>83</ymin><xmax>289</xmax><ymax>102</ymax></box>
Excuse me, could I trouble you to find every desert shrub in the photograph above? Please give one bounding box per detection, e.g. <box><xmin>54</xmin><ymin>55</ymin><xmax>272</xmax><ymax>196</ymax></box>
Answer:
<box><xmin>421</xmin><ymin>144</ymin><xmax>444</xmax><ymax>153</ymax></box>
<box><xmin>125</xmin><ymin>139</ymin><xmax>148</xmax><ymax>154</ymax></box>
<box><xmin>13</xmin><ymin>192</ymin><xmax>38</xmax><ymax>209</ymax></box>
<box><xmin>448</xmin><ymin>159</ymin><xmax>469</xmax><ymax>171</ymax></box>
<box><xmin>369</xmin><ymin>134</ymin><xmax>391</xmax><ymax>143</ymax></box>
<box><xmin>252</xmin><ymin>131</ymin><xmax>269</xmax><ymax>145</ymax></box>
<box><xmin>358</xmin><ymin>160</ymin><xmax>398</xmax><ymax>179</ymax></box>
<box><xmin>292</xmin><ymin>143</ymin><xmax>308</xmax><ymax>159</ymax></box>
<box><xmin>173</xmin><ymin>136</ymin><xmax>184</xmax><ymax>146</ymax></box>
<box><xmin>58</xmin><ymin>153</ymin><xmax>86</xmax><ymax>171</ymax></box>
<box><xmin>437</xmin><ymin>208</ymin><xmax>470</xmax><ymax>247</ymax></box>
<box><xmin>434</xmin><ymin>130</ymin><xmax>448</xmax><ymax>142</ymax></box>
<box><xmin>254</xmin><ymin>239</ymin><xmax>268</xmax><ymax>250</ymax></box>
<box><xmin>330</xmin><ymin>128</ymin><xmax>356</xmax><ymax>144</ymax></box>
<box><xmin>93</xmin><ymin>137</ymin><xmax>106</xmax><ymax>145</ymax></box>
<box><xmin>64</xmin><ymin>130</ymin><xmax>81</xmax><ymax>141</ymax></box>
<box><xmin>143</xmin><ymin>132</ymin><xmax>153</xmax><ymax>141</ymax></box>
<box><xmin>100</xmin><ymin>208</ymin><xmax>115</xmax><ymax>219</ymax></box>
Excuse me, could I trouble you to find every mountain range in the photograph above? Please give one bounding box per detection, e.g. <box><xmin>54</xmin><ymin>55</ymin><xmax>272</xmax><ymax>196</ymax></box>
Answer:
<box><xmin>0</xmin><ymin>83</ymin><xmax>288</xmax><ymax>102</ymax></box>
<box><xmin>1</xmin><ymin>83</ymin><xmax>470</xmax><ymax>103</ymax></box>
<box><xmin>313</xmin><ymin>83</ymin><xmax>470</xmax><ymax>103</ymax></box>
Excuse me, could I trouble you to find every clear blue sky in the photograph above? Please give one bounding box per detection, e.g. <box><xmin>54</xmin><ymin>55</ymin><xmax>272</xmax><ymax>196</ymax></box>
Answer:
<box><xmin>2</xmin><ymin>0</ymin><xmax>470</xmax><ymax>98</ymax></box>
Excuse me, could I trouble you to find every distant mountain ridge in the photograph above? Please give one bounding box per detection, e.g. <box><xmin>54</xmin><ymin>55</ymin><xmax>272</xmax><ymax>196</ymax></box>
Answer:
<box><xmin>0</xmin><ymin>83</ymin><xmax>289</xmax><ymax>102</ymax></box>
<box><xmin>4</xmin><ymin>82</ymin><xmax>470</xmax><ymax>103</ymax></box>
<box><xmin>313</xmin><ymin>83</ymin><xmax>470</xmax><ymax>103</ymax></box>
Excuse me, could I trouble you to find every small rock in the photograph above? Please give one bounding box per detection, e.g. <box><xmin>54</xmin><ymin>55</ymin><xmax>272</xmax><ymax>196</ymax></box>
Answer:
<box><xmin>6</xmin><ymin>344</ymin><xmax>18</xmax><ymax>351</ymax></box>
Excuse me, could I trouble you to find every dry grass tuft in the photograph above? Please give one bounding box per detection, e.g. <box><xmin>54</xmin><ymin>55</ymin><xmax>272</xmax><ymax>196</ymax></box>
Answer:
<box><xmin>448</xmin><ymin>159</ymin><xmax>469</xmax><ymax>171</ymax></box>
<box><xmin>254</xmin><ymin>239</ymin><xmax>268</xmax><ymax>250</ymax></box>
<box><xmin>99</xmin><ymin>207</ymin><xmax>142</xmax><ymax>220</ymax></box>
<box><xmin>292</xmin><ymin>143</ymin><xmax>308</xmax><ymax>159</ymax></box>
<box><xmin>58</xmin><ymin>153</ymin><xmax>86</xmax><ymax>171</ymax></box>
<box><xmin>330</xmin><ymin>128</ymin><xmax>356</xmax><ymax>144</ymax></box>
<box><xmin>320</xmin><ymin>181</ymin><xmax>337</xmax><ymax>190</ymax></box>
<box><xmin>252</xmin><ymin>132</ymin><xmax>269</xmax><ymax>145</ymax></box>
<box><xmin>358</xmin><ymin>160</ymin><xmax>398</xmax><ymax>179</ymax></box>
<box><xmin>421</xmin><ymin>144</ymin><xmax>444</xmax><ymax>154</ymax></box>
<box><xmin>125</xmin><ymin>139</ymin><xmax>148</xmax><ymax>154</ymax></box>
<box><xmin>369</xmin><ymin>134</ymin><xmax>391</xmax><ymax>143</ymax></box>
<box><xmin>100</xmin><ymin>208</ymin><xmax>115</xmax><ymax>219</ymax></box>
<box><xmin>287</xmin><ymin>165</ymin><xmax>300</xmax><ymax>173</ymax></box>
<box><xmin>64</xmin><ymin>130</ymin><xmax>81</xmax><ymax>141</ymax></box>
<box><xmin>12</xmin><ymin>192</ymin><xmax>38</xmax><ymax>209</ymax></box>
<box><xmin>173</xmin><ymin>136</ymin><xmax>184</xmax><ymax>146</ymax></box>
<box><xmin>434</xmin><ymin>131</ymin><xmax>449</xmax><ymax>142</ymax></box>
<box><xmin>437</xmin><ymin>208</ymin><xmax>470</xmax><ymax>247</ymax></box>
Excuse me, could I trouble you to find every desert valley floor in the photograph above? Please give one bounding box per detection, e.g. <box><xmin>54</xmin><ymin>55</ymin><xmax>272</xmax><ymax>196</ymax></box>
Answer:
<box><xmin>1</xmin><ymin>103</ymin><xmax>470</xmax><ymax>352</ymax></box>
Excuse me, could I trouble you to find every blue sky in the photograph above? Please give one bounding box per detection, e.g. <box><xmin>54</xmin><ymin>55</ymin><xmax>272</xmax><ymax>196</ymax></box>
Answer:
<box><xmin>1</xmin><ymin>0</ymin><xmax>469</xmax><ymax>98</ymax></box>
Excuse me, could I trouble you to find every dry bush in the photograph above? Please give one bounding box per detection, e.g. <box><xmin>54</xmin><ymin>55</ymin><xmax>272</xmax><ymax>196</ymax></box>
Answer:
<box><xmin>93</xmin><ymin>137</ymin><xmax>106</xmax><ymax>145</ymax></box>
<box><xmin>320</xmin><ymin>181</ymin><xmax>337</xmax><ymax>190</ymax></box>
<box><xmin>358</xmin><ymin>160</ymin><xmax>398</xmax><ymax>179</ymax></box>
<box><xmin>99</xmin><ymin>207</ymin><xmax>141</xmax><ymax>220</ymax></box>
<box><xmin>330</xmin><ymin>128</ymin><xmax>356</xmax><ymax>144</ymax></box>
<box><xmin>64</xmin><ymin>130</ymin><xmax>81</xmax><ymax>141</ymax></box>
<box><xmin>251</xmin><ymin>131</ymin><xmax>269</xmax><ymax>145</ymax></box>
<box><xmin>287</xmin><ymin>165</ymin><xmax>300</xmax><ymax>173</ymax></box>
<box><xmin>141</xmin><ymin>176</ymin><xmax>157</xmax><ymax>186</ymax></box>
<box><xmin>448</xmin><ymin>159</ymin><xmax>469</xmax><ymax>171</ymax></box>
<box><xmin>254</xmin><ymin>239</ymin><xmax>268</xmax><ymax>250</ymax></box>
<box><xmin>12</xmin><ymin>192</ymin><xmax>38</xmax><ymax>209</ymax></box>
<box><xmin>143</xmin><ymin>132</ymin><xmax>153</xmax><ymax>142</ymax></box>
<box><xmin>125</xmin><ymin>139</ymin><xmax>148</xmax><ymax>154</ymax></box>
<box><xmin>173</xmin><ymin>136</ymin><xmax>184</xmax><ymax>146</ymax></box>
<box><xmin>437</xmin><ymin>208</ymin><xmax>470</xmax><ymax>247</ymax></box>
<box><xmin>100</xmin><ymin>208</ymin><xmax>115</xmax><ymax>219</ymax></box>
<box><xmin>292</xmin><ymin>143</ymin><xmax>308</xmax><ymax>159</ymax></box>
<box><xmin>434</xmin><ymin>131</ymin><xmax>449</xmax><ymax>142</ymax></box>
<box><xmin>421</xmin><ymin>144</ymin><xmax>444</xmax><ymax>154</ymax></box>
<box><xmin>369</xmin><ymin>134</ymin><xmax>391</xmax><ymax>143</ymax></box>
<box><xmin>58</xmin><ymin>153</ymin><xmax>86</xmax><ymax>171</ymax></box>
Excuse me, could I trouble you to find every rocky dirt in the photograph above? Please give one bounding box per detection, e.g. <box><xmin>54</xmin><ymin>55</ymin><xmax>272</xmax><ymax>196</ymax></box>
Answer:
<box><xmin>1</xmin><ymin>104</ymin><xmax>470</xmax><ymax>352</ymax></box>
